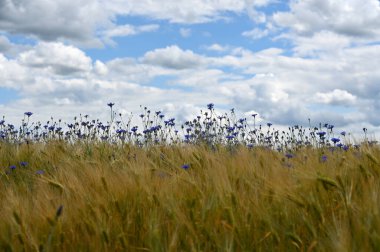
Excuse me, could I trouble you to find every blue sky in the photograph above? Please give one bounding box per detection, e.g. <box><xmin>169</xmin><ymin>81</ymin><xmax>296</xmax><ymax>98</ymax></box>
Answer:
<box><xmin>1</xmin><ymin>0</ymin><xmax>380</xmax><ymax>136</ymax></box>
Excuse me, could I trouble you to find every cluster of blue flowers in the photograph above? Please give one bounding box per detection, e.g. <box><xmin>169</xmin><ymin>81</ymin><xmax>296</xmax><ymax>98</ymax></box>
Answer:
<box><xmin>3</xmin><ymin>160</ymin><xmax>44</xmax><ymax>175</ymax></box>
<box><xmin>0</xmin><ymin>103</ymin><xmax>374</xmax><ymax>152</ymax></box>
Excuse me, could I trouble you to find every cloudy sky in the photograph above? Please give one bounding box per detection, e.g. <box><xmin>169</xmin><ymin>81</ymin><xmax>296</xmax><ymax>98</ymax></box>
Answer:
<box><xmin>1</xmin><ymin>0</ymin><xmax>380</xmax><ymax>136</ymax></box>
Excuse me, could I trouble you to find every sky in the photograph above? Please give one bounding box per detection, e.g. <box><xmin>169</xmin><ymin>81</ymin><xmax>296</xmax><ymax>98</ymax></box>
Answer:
<box><xmin>1</xmin><ymin>0</ymin><xmax>380</xmax><ymax>137</ymax></box>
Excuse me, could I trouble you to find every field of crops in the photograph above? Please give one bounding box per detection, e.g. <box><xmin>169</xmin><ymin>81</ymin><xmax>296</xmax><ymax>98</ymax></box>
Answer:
<box><xmin>1</xmin><ymin>105</ymin><xmax>379</xmax><ymax>251</ymax></box>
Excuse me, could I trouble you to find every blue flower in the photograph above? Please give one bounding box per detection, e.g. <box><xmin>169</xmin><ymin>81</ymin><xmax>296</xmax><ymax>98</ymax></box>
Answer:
<box><xmin>227</xmin><ymin>126</ymin><xmax>235</xmax><ymax>132</ymax></box>
<box><xmin>107</xmin><ymin>102</ymin><xmax>115</xmax><ymax>108</ymax></box>
<box><xmin>340</xmin><ymin>131</ymin><xmax>346</xmax><ymax>136</ymax></box>
<box><xmin>285</xmin><ymin>153</ymin><xmax>294</xmax><ymax>159</ymax></box>
<box><xmin>207</xmin><ymin>103</ymin><xmax>214</xmax><ymax>110</ymax></box>
<box><xmin>9</xmin><ymin>165</ymin><xmax>16</xmax><ymax>170</ymax></box>
<box><xmin>24</xmin><ymin>112</ymin><xmax>33</xmax><ymax>117</ymax></box>
<box><xmin>321</xmin><ymin>155</ymin><xmax>328</xmax><ymax>162</ymax></box>
<box><xmin>36</xmin><ymin>170</ymin><xmax>44</xmax><ymax>175</ymax></box>
<box><xmin>331</xmin><ymin>137</ymin><xmax>340</xmax><ymax>144</ymax></box>
<box><xmin>267</xmin><ymin>123</ymin><xmax>272</xmax><ymax>127</ymax></box>
<box><xmin>317</xmin><ymin>131</ymin><xmax>326</xmax><ymax>137</ymax></box>
<box><xmin>20</xmin><ymin>161</ymin><xmax>28</xmax><ymax>167</ymax></box>
<box><xmin>182</xmin><ymin>164</ymin><xmax>190</xmax><ymax>170</ymax></box>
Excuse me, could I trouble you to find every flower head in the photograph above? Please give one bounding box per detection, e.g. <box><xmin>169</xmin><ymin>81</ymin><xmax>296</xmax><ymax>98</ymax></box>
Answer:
<box><xmin>181</xmin><ymin>164</ymin><xmax>190</xmax><ymax>170</ymax></box>
<box><xmin>20</xmin><ymin>161</ymin><xmax>28</xmax><ymax>167</ymax></box>
<box><xmin>317</xmin><ymin>131</ymin><xmax>326</xmax><ymax>137</ymax></box>
<box><xmin>285</xmin><ymin>153</ymin><xmax>294</xmax><ymax>159</ymax></box>
<box><xmin>331</xmin><ymin>137</ymin><xmax>340</xmax><ymax>144</ymax></box>
<box><xmin>24</xmin><ymin>112</ymin><xmax>33</xmax><ymax>117</ymax></box>
<box><xmin>107</xmin><ymin>102</ymin><xmax>115</xmax><ymax>108</ymax></box>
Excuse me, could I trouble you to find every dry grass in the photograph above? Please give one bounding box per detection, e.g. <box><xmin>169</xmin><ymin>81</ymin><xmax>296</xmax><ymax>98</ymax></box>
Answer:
<box><xmin>1</xmin><ymin>141</ymin><xmax>380</xmax><ymax>251</ymax></box>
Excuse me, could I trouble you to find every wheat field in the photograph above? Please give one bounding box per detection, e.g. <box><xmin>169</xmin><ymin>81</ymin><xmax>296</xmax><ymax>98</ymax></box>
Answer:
<box><xmin>1</xmin><ymin>140</ymin><xmax>379</xmax><ymax>251</ymax></box>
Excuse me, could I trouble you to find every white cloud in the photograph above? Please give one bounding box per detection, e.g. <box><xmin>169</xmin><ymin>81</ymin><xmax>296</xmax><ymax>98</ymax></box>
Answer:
<box><xmin>245</xmin><ymin>0</ymin><xmax>268</xmax><ymax>23</ymax></box>
<box><xmin>18</xmin><ymin>42</ymin><xmax>92</xmax><ymax>75</ymax></box>
<box><xmin>179</xmin><ymin>28</ymin><xmax>191</xmax><ymax>38</ymax></box>
<box><xmin>141</xmin><ymin>45</ymin><xmax>206</xmax><ymax>69</ymax></box>
<box><xmin>291</xmin><ymin>31</ymin><xmax>351</xmax><ymax>57</ymax></box>
<box><xmin>102</xmin><ymin>24</ymin><xmax>159</xmax><ymax>45</ymax></box>
<box><xmin>0</xmin><ymin>0</ymin><xmax>109</xmax><ymax>46</ymax></box>
<box><xmin>242</xmin><ymin>28</ymin><xmax>269</xmax><ymax>39</ymax></box>
<box><xmin>108</xmin><ymin>0</ymin><xmax>256</xmax><ymax>24</ymax></box>
<box><xmin>0</xmin><ymin>0</ymin><xmax>273</xmax><ymax>46</ymax></box>
<box><xmin>94</xmin><ymin>60</ymin><xmax>108</xmax><ymax>76</ymax></box>
<box><xmin>315</xmin><ymin>89</ymin><xmax>357</xmax><ymax>106</ymax></box>
<box><xmin>0</xmin><ymin>35</ymin><xmax>32</xmax><ymax>57</ymax></box>
<box><xmin>0</xmin><ymin>54</ymin><xmax>28</xmax><ymax>89</ymax></box>
<box><xmin>205</xmin><ymin>44</ymin><xmax>230</xmax><ymax>52</ymax></box>
<box><xmin>103</xmin><ymin>24</ymin><xmax>159</xmax><ymax>38</ymax></box>
<box><xmin>273</xmin><ymin>0</ymin><xmax>380</xmax><ymax>40</ymax></box>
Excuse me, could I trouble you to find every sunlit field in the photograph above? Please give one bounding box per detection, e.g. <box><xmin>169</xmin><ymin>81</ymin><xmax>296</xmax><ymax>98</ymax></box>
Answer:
<box><xmin>1</xmin><ymin>104</ymin><xmax>379</xmax><ymax>251</ymax></box>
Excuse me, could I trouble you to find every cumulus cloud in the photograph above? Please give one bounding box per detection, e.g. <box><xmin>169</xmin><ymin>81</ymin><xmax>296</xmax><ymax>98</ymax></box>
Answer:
<box><xmin>0</xmin><ymin>35</ymin><xmax>31</xmax><ymax>57</ymax></box>
<box><xmin>141</xmin><ymin>45</ymin><xmax>206</xmax><ymax>69</ymax></box>
<box><xmin>94</xmin><ymin>60</ymin><xmax>108</xmax><ymax>76</ymax></box>
<box><xmin>18</xmin><ymin>42</ymin><xmax>92</xmax><ymax>75</ymax></box>
<box><xmin>0</xmin><ymin>0</ymin><xmax>109</xmax><ymax>46</ymax></box>
<box><xmin>291</xmin><ymin>31</ymin><xmax>351</xmax><ymax>57</ymax></box>
<box><xmin>0</xmin><ymin>41</ymin><xmax>379</xmax><ymax>132</ymax></box>
<box><xmin>315</xmin><ymin>89</ymin><xmax>357</xmax><ymax>106</ymax></box>
<box><xmin>273</xmin><ymin>0</ymin><xmax>380</xmax><ymax>40</ymax></box>
<box><xmin>0</xmin><ymin>53</ymin><xmax>28</xmax><ymax>89</ymax></box>
<box><xmin>0</xmin><ymin>0</ymin><xmax>273</xmax><ymax>46</ymax></box>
